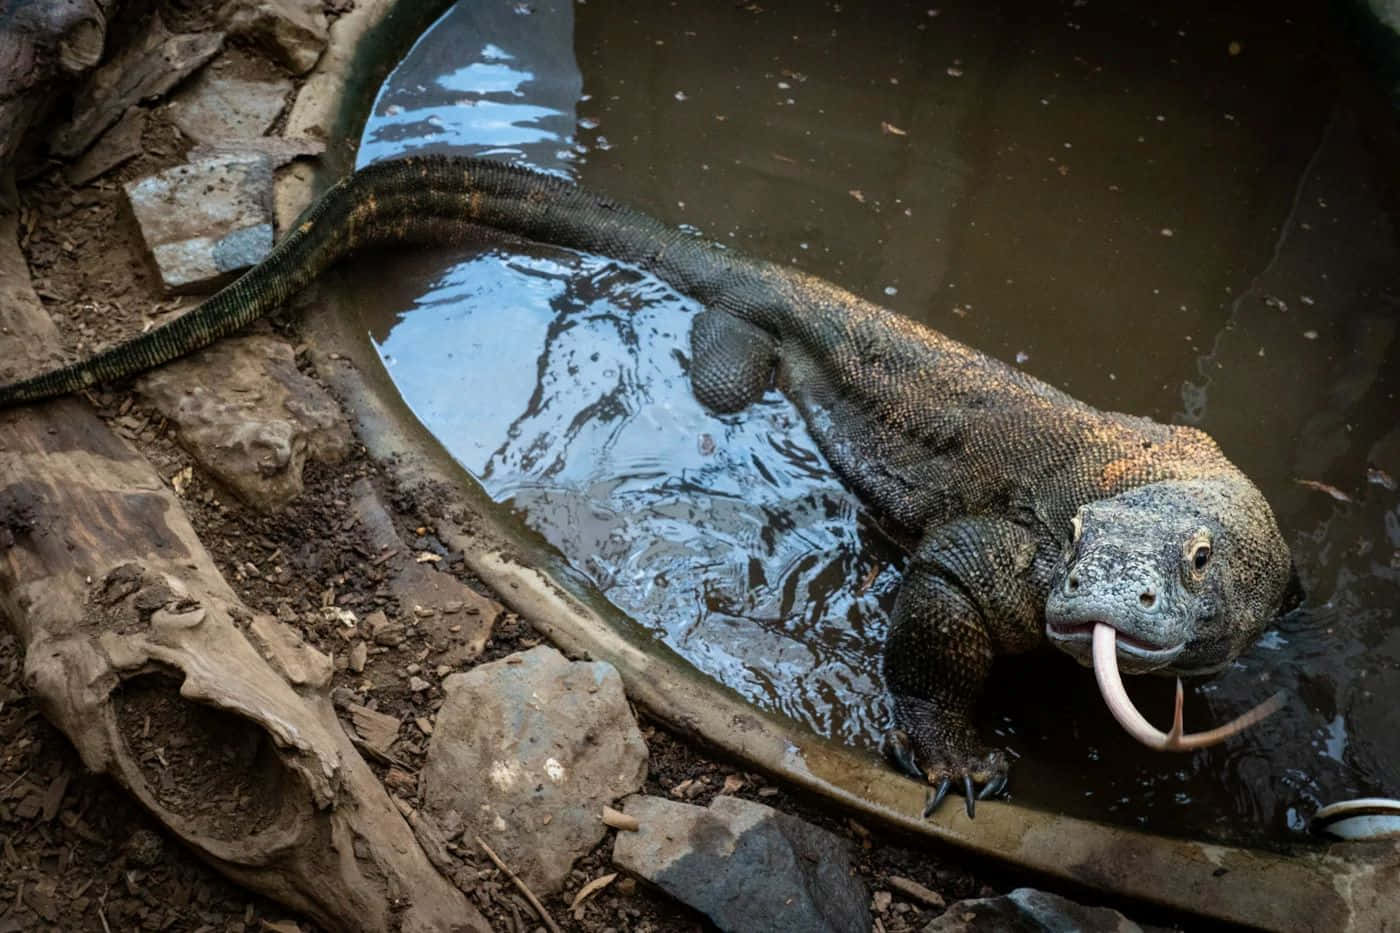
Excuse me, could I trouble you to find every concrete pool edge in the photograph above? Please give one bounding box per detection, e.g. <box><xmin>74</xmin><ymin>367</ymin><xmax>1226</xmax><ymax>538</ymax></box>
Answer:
<box><xmin>277</xmin><ymin>2</ymin><xmax>1400</xmax><ymax>929</ymax></box>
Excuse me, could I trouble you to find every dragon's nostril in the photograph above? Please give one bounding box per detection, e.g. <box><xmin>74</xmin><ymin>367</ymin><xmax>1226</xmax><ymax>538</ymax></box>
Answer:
<box><xmin>1067</xmin><ymin>574</ymin><xmax>1080</xmax><ymax>592</ymax></box>
<box><xmin>1140</xmin><ymin>588</ymin><xmax>1156</xmax><ymax>609</ymax></box>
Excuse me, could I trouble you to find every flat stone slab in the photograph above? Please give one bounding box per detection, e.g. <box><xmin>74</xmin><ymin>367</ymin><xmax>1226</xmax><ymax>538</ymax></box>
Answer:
<box><xmin>190</xmin><ymin>135</ymin><xmax>326</xmax><ymax>168</ymax></box>
<box><xmin>612</xmin><ymin>794</ymin><xmax>871</xmax><ymax>933</ymax></box>
<box><xmin>221</xmin><ymin>0</ymin><xmax>329</xmax><ymax>75</ymax></box>
<box><xmin>421</xmin><ymin>645</ymin><xmax>648</xmax><ymax>894</ymax></box>
<box><xmin>922</xmin><ymin>888</ymin><xmax>1160</xmax><ymax>932</ymax></box>
<box><xmin>169</xmin><ymin>49</ymin><xmax>292</xmax><ymax>145</ymax></box>
<box><xmin>124</xmin><ymin>153</ymin><xmax>274</xmax><ymax>293</ymax></box>
<box><xmin>137</xmin><ymin>335</ymin><xmax>352</xmax><ymax>510</ymax></box>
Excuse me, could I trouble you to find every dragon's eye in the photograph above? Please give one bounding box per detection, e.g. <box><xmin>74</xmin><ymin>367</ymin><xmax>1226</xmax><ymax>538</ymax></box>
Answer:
<box><xmin>1191</xmin><ymin>543</ymin><xmax>1211</xmax><ymax>572</ymax></box>
<box><xmin>1184</xmin><ymin>529</ymin><xmax>1212</xmax><ymax>577</ymax></box>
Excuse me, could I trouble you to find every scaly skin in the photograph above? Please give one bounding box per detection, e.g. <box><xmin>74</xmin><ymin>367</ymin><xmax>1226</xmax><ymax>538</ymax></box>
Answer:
<box><xmin>0</xmin><ymin>156</ymin><xmax>1294</xmax><ymax>814</ymax></box>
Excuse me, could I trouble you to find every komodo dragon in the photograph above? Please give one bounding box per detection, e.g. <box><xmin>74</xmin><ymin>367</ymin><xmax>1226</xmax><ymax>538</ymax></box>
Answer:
<box><xmin>0</xmin><ymin>156</ymin><xmax>1294</xmax><ymax>816</ymax></box>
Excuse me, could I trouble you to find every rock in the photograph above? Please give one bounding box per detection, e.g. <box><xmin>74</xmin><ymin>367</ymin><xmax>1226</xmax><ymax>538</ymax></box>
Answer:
<box><xmin>421</xmin><ymin>646</ymin><xmax>648</xmax><ymax>894</ymax></box>
<box><xmin>611</xmin><ymin>794</ymin><xmax>871</xmax><ymax>933</ymax></box>
<box><xmin>169</xmin><ymin>49</ymin><xmax>292</xmax><ymax>145</ymax></box>
<box><xmin>137</xmin><ymin>335</ymin><xmax>352</xmax><ymax>511</ymax></box>
<box><xmin>124</xmin><ymin>153</ymin><xmax>275</xmax><ymax>293</ymax></box>
<box><xmin>123</xmin><ymin>829</ymin><xmax>165</xmax><ymax>868</ymax></box>
<box><xmin>66</xmin><ymin>106</ymin><xmax>146</xmax><ymax>185</ymax></box>
<box><xmin>53</xmin><ymin>14</ymin><xmax>222</xmax><ymax>158</ymax></box>
<box><xmin>190</xmin><ymin>135</ymin><xmax>326</xmax><ymax>169</ymax></box>
<box><xmin>922</xmin><ymin>888</ymin><xmax>1155</xmax><ymax>932</ymax></box>
<box><xmin>220</xmin><ymin>0</ymin><xmax>329</xmax><ymax>75</ymax></box>
<box><xmin>369</xmin><ymin>610</ymin><xmax>406</xmax><ymax>647</ymax></box>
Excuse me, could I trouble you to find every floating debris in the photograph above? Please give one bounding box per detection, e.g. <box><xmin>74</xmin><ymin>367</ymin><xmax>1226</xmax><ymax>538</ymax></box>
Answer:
<box><xmin>1312</xmin><ymin>798</ymin><xmax>1400</xmax><ymax>840</ymax></box>
<box><xmin>1294</xmin><ymin>479</ymin><xmax>1352</xmax><ymax>503</ymax></box>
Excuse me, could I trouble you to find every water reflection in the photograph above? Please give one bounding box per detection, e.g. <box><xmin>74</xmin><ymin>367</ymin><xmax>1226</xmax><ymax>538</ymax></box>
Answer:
<box><xmin>353</xmin><ymin>0</ymin><xmax>1400</xmax><ymax>844</ymax></box>
<box><xmin>358</xmin><ymin>0</ymin><xmax>581</xmax><ymax>171</ymax></box>
<box><xmin>374</xmin><ymin>247</ymin><xmax>902</xmax><ymax>744</ymax></box>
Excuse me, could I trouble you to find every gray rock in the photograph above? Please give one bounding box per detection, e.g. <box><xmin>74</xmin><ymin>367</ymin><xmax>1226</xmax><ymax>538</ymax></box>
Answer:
<box><xmin>421</xmin><ymin>646</ymin><xmax>648</xmax><ymax>894</ymax></box>
<box><xmin>53</xmin><ymin>14</ymin><xmax>222</xmax><ymax>158</ymax></box>
<box><xmin>190</xmin><ymin>135</ymin><xmax>326</xmax><ymax>169</ymax></box>
<box><xmin>612</xmin><ymin>794</ymin><xmax>871</xmax><ymax>933</ymax></box>
<box><xmin>137</xmin><ymin>335</ymin><xmax>352</xmax><ymax>511</ymax></box>
<box><xmin>220</xmin><ymin>0</ymin><xmax>329</xmax><ymax>75</ymax></box>
<box><xmin>124</xmin><ymin>153</ymin><xmax>274</xmax><ymax>292</ymax></box>
<box><xmin>66</xmin><ymin>106</ymin><xmax>146</xmax><ymax>186</ymax></box>
<box><xmin>169</xmin><ymin>50</ymin><xmax>292</xmax><ymax>145</ymax></box>
<box><xmin>922</xmin><ymin>888</ymin><xmax>1154</xmax><ymax>932</ymax></box>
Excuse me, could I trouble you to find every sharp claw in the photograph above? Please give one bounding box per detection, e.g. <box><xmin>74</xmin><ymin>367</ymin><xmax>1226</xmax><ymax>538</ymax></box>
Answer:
<box><xmin>930</xmin><ymin>777</ymin><xmax>951</xmax><ymax>814</ymax></box>
<box><xmin>922</xmin><ymin>790</ymin><xmax>939</xmax><ymax>818</ymax></box>
<box><xmin>963</xmin><ymin>776</ymin><xmax>976</xmax><ymax>818</ymax></box>
<box><xmin>883</xmin><ymin>730</ymin><xmax>924</xmax><ymax>779</ymax></box>
<box><xmin>978</xmin><ymin>775</ymin><xmax>1004</xmax><ymax>800</ymax></box>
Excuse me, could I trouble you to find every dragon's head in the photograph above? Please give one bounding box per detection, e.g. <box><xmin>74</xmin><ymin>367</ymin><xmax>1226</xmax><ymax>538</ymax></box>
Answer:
<box><xmin>1043</xmin><ymin>477</ymin><xmax>1292</xmax><ymax>747</ymax></box>
<box><xmin>1045</xmin><ymin>476</ymin><xmax>1290</xmax><ymax>673</ymax></box>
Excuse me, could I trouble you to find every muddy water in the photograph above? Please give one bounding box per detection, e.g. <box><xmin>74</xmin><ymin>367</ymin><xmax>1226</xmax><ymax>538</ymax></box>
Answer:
<box><xmin>349</xmin><ymin>0</ymin><xmax>1400</xmax><ymax>844</ymax></box>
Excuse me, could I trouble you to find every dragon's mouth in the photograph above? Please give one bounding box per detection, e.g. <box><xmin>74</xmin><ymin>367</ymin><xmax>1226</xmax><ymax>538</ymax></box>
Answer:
<box><xmin>1088</xmin><ymin>623</ymin><xmax>1285</xmax><ymax>751</ymax></box>
<box><xmin>1045</xmin><ymin>620</ymin><xmax>1184</xmax><ymax>663</ymax></box>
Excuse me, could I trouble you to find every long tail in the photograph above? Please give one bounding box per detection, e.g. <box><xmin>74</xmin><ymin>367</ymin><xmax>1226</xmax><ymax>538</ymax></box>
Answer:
<box><xmin>0</xmin><ymin>156</ymin><xmax>771</xmax><ymax>408</ymax></box>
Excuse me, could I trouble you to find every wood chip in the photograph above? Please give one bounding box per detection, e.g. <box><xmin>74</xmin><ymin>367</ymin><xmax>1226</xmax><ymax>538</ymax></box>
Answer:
<box><xmin>887</xmin><ymin>875</ymin><xmax>946</xmax><ymax>908</ymax></box>
<box><xmin>347</xmin><ymin>704</ymin><xmax>400</xmax><ymax>756</ymax></box>
<box><xmin>601</xmin><ymin>805</ymin><xmax>639</xmax><ymax>832</ymax></box>
<box><xmin>40</xmin><ymin>772</ymin><xmax>70</xmax><ymax>821</ymax></box>
<box><xmin>857</xmin><ymin>562</ymin><xmax>882</xmax><ymax>595</ymax></box>
<box><xmin>569</xmin><ymin>872</ymin><xmax>618</xmax><ymax>914</ymax></box>
<box><xmin>348</xmin><ymin>640</ymin><xmax>368</xmax><ymax>673</ymax></box>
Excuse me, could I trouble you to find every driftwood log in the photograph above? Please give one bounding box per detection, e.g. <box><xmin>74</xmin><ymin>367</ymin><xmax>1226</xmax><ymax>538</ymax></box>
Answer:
<box><xmin>0</xmin><ymin>205</ymin><xmax>488</xmax><ymax>930</ymax></box>
<box><xmin>0</xmin><ymin>0</ymin><xmax>117</xmax><ymax>187</ymax></box>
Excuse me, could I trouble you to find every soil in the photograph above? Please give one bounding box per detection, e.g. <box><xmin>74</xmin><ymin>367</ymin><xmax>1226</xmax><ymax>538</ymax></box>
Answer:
<box><xmin>1</xmin><ymin>2</ymin><xmax>1050</xmax><ymax>932</ymax></box>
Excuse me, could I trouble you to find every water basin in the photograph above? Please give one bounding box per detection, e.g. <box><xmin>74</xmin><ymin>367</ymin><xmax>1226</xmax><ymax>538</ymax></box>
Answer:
<box><xmin>344</xmin><ymin>0</ymin><xmax>1400</xmax><ymax>849</ymax></box>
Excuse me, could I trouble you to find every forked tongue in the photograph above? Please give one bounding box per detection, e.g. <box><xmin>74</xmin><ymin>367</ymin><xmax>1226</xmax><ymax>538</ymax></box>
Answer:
<box><xmin>1090</xmin><ymin>623</ymin><xmax>1284</xmax><ymax>750</ymax></box>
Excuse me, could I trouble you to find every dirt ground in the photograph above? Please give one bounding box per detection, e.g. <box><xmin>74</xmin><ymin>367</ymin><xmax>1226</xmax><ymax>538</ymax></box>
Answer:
<box><xmin>0</xmin><ymin>2</ymin><xmax>1014</xmax><ymax>931</ymax></box>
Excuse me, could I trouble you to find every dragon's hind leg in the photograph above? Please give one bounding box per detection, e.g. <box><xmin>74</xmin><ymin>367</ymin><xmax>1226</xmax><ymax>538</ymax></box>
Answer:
<box><xmin>688</xmin><ymin>309</ymin><xmax>777</xmax><ymax>413</ymax></box>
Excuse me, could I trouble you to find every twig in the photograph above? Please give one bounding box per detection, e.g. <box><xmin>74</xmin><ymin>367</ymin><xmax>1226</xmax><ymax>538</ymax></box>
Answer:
<box><xmin>475</xmin><ymin>835</ymin><xmax>561</xmax><ymax>933</ymax></box>
<box><xmin>1</xmin><ymin>767</ymin><xmax>32</xmax><ymax>794</ymax></box>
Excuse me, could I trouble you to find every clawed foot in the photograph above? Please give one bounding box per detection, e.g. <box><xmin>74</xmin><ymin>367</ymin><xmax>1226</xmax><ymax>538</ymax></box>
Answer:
<box><xmin>882</xmin><ymin>728</ymin><xmax>1009</xmax><ymax>819</ymax></box>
